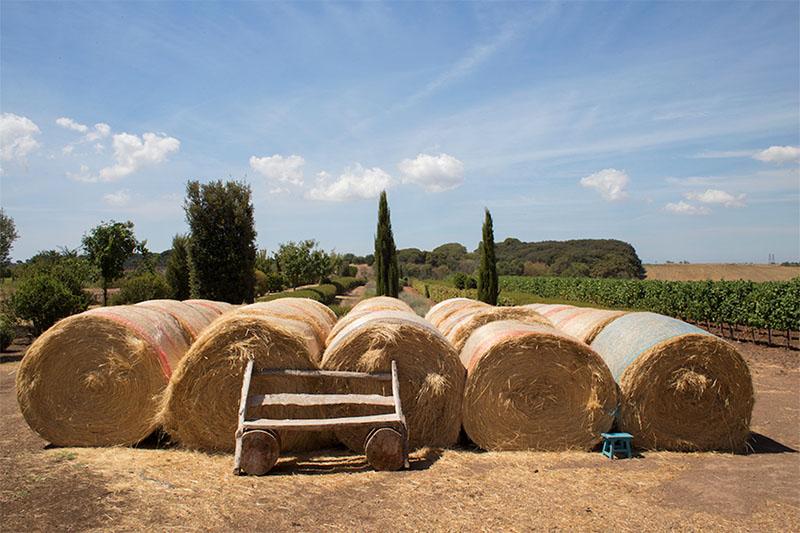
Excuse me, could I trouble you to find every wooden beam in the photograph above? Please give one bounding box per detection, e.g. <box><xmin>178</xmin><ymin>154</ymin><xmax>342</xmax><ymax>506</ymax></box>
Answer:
<box><xmin>248</xmin><ymin>393</ymin><xmax>395</xmax><ymax>408</ymax></box>
<box><xmin>255</xmin><ymin>368</ymin><xmax>392</xmax><ymax>381</ymax></box>
<box><xmin>233</xmin><ymin>358</ymin><xmax>255</xmax><ymax>473</ymax></box>
<box><xmin>243</xmin><ymin>413</ymin><xmax>402</xmax><ymax>431</ymax></box>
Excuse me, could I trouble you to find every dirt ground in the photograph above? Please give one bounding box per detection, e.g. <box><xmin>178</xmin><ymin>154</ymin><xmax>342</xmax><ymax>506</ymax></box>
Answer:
<box><xmin>644</xmin><ymin>263</ymin><xmax>800</xmax><ymax>282</ymax></box>
<box><xmin>1</xmin><ymin>342</ymin><xmax>798</xmax><ymax>532</ymax></box>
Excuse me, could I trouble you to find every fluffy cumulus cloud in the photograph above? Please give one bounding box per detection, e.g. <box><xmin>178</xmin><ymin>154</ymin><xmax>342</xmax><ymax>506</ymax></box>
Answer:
<box><xmin>56</xmin><ymin>117</ymin><xmax>89</xmax><ymax>133</ymax></box>
<box><xmin>664</xmin><ymin>201</ymin><xmax>711</xmax><ymax>216</ymax></box>
<box><xmin>307</xmin><ymin>164</ymin><xmax>392</xmax><ymax>202</ymax></box>
<box><xmin>249</xmin><ymin>154</ymin><xmax>305</xmax><ymax>186</ymax></box>
<box><xmin>398</xmin><ymin>153</ymin><xmax>464</xmax><ymax>192</ymax></box>
<box><xmin>95</xmin><ymin>132</ymin><xmax>180</xmax><ymax>181</ymax></box>
<box><xmin>753</xmin><ymin>145</ymin><xmax>800</xmax><ymax>164</ymax></box>
<box><xmin>103</xmin><ymin>189</ymin><xmax>131</xmax><ymax>207</ymax></box>
<box><xmin>0</xmin><ymin>113</ymin><xmax>41</xmax><ymax>163</ymax></box>
<box><xmin>685</xmin><ymin>188</ymin><xmax>746</xmax><ymax>208</ymax></box>
<box><xmin>580</xmin><ymin>168</ymin><xmax>629</xmax><ymax>201</ymax></box>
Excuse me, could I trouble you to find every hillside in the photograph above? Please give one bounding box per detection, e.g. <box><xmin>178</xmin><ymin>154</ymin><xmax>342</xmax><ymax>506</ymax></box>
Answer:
<box><xmin>645</xmin><ymin>263</ymin><xmax>800</xmax><ymax>282</ymax></box>
<box><xmin>395</xmin><ymin>238</ymin><xmax>645</xmax><ymax>280</ymax></box>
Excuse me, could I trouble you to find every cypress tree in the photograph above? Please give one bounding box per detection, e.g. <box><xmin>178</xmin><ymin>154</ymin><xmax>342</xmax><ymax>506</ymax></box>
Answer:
<box><xmin>478</xmin><ymin>208</ymin><xmax>499</xmax><ymax>305</ymax></box>
<box><xmin>374</xmin><ymin>191</ymin><xmax>399</xmax><ymax>297</ymax></box>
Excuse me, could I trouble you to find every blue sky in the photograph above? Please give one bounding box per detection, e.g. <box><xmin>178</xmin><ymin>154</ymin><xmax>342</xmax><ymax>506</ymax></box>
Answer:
<box><xmin>1</xmin><ymin>1</ymin><xmax>798</xmax><ymax>263</ymax></box>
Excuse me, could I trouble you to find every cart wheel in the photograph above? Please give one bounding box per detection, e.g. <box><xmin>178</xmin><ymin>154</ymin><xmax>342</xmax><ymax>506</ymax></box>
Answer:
<box><xmin>240</xmin><ymin>430</ymin><xmax>280</xmax><ymax>475</ymax></box>
<box><xmin>365</xmin><ymin>427</ymin><xmax>405</xmax><ymax>471</ymax></box>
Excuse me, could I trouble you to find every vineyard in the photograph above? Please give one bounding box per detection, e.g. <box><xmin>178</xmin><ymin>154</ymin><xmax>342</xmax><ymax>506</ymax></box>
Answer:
<box><xmin>413</xmin><ymin>276</ymin><xmax>800</xmax><ymax>345</ymax></box>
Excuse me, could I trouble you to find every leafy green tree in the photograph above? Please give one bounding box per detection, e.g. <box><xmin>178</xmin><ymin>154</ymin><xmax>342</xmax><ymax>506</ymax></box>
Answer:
<box><xmin>112</xmin><ymin>272</ymin><xmax>171</xmax><ymax>305</ymax></box>
<box><xmin>478</xmin><ymin>208</ymin><xmax>499</xmax><ymax>304</ymax></box>
<box><xmin>374</xmin><ymin>191</ymin><xmax>399</xmax><ymax>297</ymax></box>
<box><xmin>185</xmin><ymin>180</ymin><xmax>257</xmax><ymax>304</ymax></box>
<box><xmin>255</xmin><ymin>248</ymin><xmax>275</xmax><ymax>274</ymax></box>
<box><xmin>275</xmin><ymin>240</ymin><xmax>333</xmax><ymax>288</ymax></box>
<box><xmin>0</xmin><ymin>209</ymin><xmax>19</xmax><ymax>274</ymax></box>
<box><xmin>12</xmin><ymin>274</ymin><xmax>85</xmax><ymax>335</ymax></box>
<box><xmin>82</xmin><ymin>221</ymin><xmax>142</xmax><ymax>305</ymax></box>
<box><xmin>165</xmin><ymin>234</ymin><xmax>191</xmax><ymax>300</ymax></box>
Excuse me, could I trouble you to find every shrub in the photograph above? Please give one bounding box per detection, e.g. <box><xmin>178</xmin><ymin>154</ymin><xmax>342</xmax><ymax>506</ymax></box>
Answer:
<box><xmin>329</xmin><ymin>276</ymin><xmax>365</xmax><ymax>294</ymax></box>
<box><xmin>339</xmin><ymin>264</ymin><xmax>358</xmax><ymax>277</ymax></box>
<box><xmin>265</xmin><ymin>272</ymin><xmax>286</xmax><ymax>293</ymax></box>
<box><xmin>466</xmin><ymin>276</ymin><xmax>478</xmax><ymax>289</ymax></box>
<box><xmin>0</xmin><ymin>312</ymin><xmax>15</xmax><ymax>351</ymax></box>
<box><xmin>452</xmin><ymin>272</ymin><xmax>468</xmax><ymax>290</ymax></box>
<box><xmin>11</xmin><ymin>274</ymin><xmax>87</xmax><ymax>335</ymax></box>
<box><xmin>112</xmin><ymin>273</ymin><xmax>171</xmax><ymax>305</ymax></box>
<box><xmin>166</xmin><ymin>234</ymin><xmax>191</xmax><ymax>299</ymax></box>
<box><xmin>254</xmin><ymin>269</ymin><xmax>269</xmax><ymax>297</ymax></box>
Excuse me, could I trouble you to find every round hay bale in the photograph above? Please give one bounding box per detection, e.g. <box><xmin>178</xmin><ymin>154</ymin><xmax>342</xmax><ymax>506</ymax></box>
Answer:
<box><xmin>350</xmin><ymin>296</ymin><xmax>413</xmax><ymax>314</ymax></box>
<box><xmin>321</xmin><ymin>311</ymin><xmax>465</xmax><ymax>451</ymax></box>
<box><xmin>241</xmin><ymin>298</ymin><xmax>336</xmax><ymax>355</ymax></box>
<box><xmin>443</xmin><ymin>306</ymin><xmax>552</xmax><ymax>353</ymax></box>
<box><xmin>16</xmin><ymin>306</ymin><xmax>189</xmax><ymax>446</ymax></box>
<box><xmin>136</xmin><ymin>299</ymin><xmax>218</xmax><ymax>341</ymax></box>
<box><xmin>161</xmin><ymin>311</ymin><xmax>329</xmax><ymax>452</ymax></box>
<box><xmin>528</xmin><ymin>304</ymin><xmax>577</xmax><ymax>318</ymax></box>
<box><xmin>424</xmin><ymin>298</ymin><xmax>490</xmax><ymax>329</ymax></box>
<box><xmin>548</xmin><ymin>307</ymin><xmax>627</xmax><ymax>344</ymax></box>
<box><xmin>183</xmin><ymin>299</ymin><xmax>235</xmax><ymax>316</ymax></box>
<box><xmin>590</xmin><ymin>312</ymin><xmax>754</xmax><ymax>451</ymax></box>
<box><xmin>460</xmin><ymin>320</ymin><xmax>617</xmax><ymax>451</ymax></box>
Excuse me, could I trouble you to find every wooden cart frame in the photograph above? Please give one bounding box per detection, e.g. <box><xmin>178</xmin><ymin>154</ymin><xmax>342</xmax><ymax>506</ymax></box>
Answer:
<box><xmin>234</xmin><ymin>359</ymin><xmax>409</xmax><ymax>475</ymax></box>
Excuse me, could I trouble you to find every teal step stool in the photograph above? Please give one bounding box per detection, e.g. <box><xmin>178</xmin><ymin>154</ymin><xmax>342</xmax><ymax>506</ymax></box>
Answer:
<box><xmin>601</xmin><ymin>432</ymin><xmax>633</xmax><ymax>459</ymax></box>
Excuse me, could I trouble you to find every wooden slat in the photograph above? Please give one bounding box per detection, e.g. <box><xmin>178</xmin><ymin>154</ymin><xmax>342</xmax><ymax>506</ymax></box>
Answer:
<box><xmin>390</xmin><ymin>360</ymin><xmax>410</xmax><ymax>469</ymax></box>
<box><xmin>255</xmin><ymin>368</ymin><xmax>392</xmax><ymax>381</ymax></box>
<box><xmin>243</xmin><ymin>413</ymin><xmax>402</xmax><ymax>431</ymax></box>
<box><xmin>248</xmin><ymin>393</ymin><xmax>395</xmax><ymax>408</ymax></box>
<box><xmin>233</xmin><ymin>358</ymin><xmax>255</xmax><ymax>473</ymax></box>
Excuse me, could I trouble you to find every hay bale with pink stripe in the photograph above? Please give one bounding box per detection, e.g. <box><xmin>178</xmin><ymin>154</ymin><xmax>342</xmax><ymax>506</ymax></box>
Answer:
<box><xmin>241</xmin><ymin>298</ymin><xmax>337</xmax><ymax>354</ymax></box>
<box><xmin>460</xmin><ymin>320</ymin><xmax>617</xmax><ymax>451</ymax></box>
<box><xmin>440</xmin><ymin>305</ymin><xmax>551</xmax><ymax>352</ymax></box>
<box><xmin>183</xmin><ymin>298</ymin><xmax>235</xmax><ymax>316</ymax></box>
<box><xmin>326</xmin><ymin>296</ymin><xmax>414</xmax><ymax>344</ymax></box>
<box><xmin>547</xmin><ymin>307</ymin><xmax>628</xmax><ymax>344</ymax></box>
<box><xmin>160</xmin><ymin>311</ymin><xmax>327</xmax><ymax>452</ymax></box>
<box><xmin>424</xmin><ymin>297</ymin><xmax>490</xmax><ymax>329</ymax></box>
<box><xmin>136</xmin><ymin>299</ymin><xmax>220</xmax><ymax>342</ymax></box>
<box><xmin>322</xmin><ymin>310</ymin><xmax>464</xmax><ymax>451</ymax></box>
<box><xmin>16</xmin><ymin>306</ymin><xmax>191</xmax><ymax>446</ymax></box>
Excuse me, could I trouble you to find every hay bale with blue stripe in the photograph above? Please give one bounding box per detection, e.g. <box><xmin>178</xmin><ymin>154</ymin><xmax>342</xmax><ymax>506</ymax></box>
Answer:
<box><xmin>591</xmin><ymin>312</ymin><xmax>754</xmax><ymax>451</ymax></box>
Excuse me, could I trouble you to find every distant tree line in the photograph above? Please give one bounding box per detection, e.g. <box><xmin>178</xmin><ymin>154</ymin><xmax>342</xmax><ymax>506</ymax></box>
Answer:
<box><xmin>383</xmin><ymin>237</ymin><xmax>644</xmax><ymax>281</ymax></box>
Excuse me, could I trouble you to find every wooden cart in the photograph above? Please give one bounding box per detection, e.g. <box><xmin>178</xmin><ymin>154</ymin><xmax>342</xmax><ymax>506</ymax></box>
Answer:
<box><xmin>233</xmin><ymin>359</ymin><xmax>409</xmax><ymax>475</ymax></box>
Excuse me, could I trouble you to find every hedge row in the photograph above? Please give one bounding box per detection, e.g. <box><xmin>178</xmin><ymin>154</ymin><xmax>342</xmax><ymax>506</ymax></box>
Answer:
<box><xmin>499</xmin><ymin>276</ymin><xmax>800</xmax><ymax>331</ymax></box>
<box><xmin>258</xmin><ymin>276</ymin><xmax>365</xmax><ymax>305</ymax></box>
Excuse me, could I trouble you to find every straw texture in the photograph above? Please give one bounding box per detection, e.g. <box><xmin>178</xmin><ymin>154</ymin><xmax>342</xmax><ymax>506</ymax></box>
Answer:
<box><xmin>136</xmin><ymin>299</ymin><xmax>218</xmax><ymax>342</ymax></box>
<box><xmin>591</xmin><ymin>312</ymin><xmax>754</xmax><ymax>451</ymax></box>
<box><xmin>326</xmin><ymin>296</ymin><xmax>414</xmax><ymax>343</ymax></box>
<box><xmin>322</xmin><ymin>310</ymin><xmax>465</xmax><ymax>452</ymax></box>
<box><xmin>16</xmin><ymin>306</ymin><xmax>189</xmax><ymax>446</ymax></box>
<box><xmin>241</xmin><ymin>298</ymin><xmax>336</xmax><ymax>356</ymax></box>
<box><xmin>460</xmin><ymin>320</ymin><xmax>617</xmax><ymax>451</ymax></box>
<box><xmin>547</xmin><ymin>307</ymin><xmax>628</xmax><ymax>344</ymax></box>
<box><xmin>183</xmin><ymin>299</ymin><xmax>235</xmax><ymax>316</ymax></box>
<box><xmin>442</xmin><ymin>306</ymin><xmax>552</xmax><ymax>353</ymax></box>
<box><xmin>424</xmin><ymin>298</ymin><xmax>490</xmax><ymax>329</ymax></box>
<box><xmin>160</xmin><ymin>311</ymin><xmax>328</xmax><ymax>452</ymax></box>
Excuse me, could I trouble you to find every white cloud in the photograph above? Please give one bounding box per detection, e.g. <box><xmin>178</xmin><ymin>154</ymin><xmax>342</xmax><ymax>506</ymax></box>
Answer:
<box><xmin>268</xmin><ymin>186</ymin><xmax>289</xmax><ymax>195</ymax></box>
<box><xmin>580</xmin><ymin>168</ymin><xmax>629</xmax><ymax>201</ymax></box>
<box><xmin>62</xmin><ymin>144</ymin><xmax>75</xmax><ymax>155</ymax></box>
<box><xmin>96</xmin><ymin>132</ymin><xmax>180</xmax><ymax>181</ymax></box>
<box><xmin>56</xmin><ymin>117</ymin><xmax>89</xmax><ymax>133</ymax></box>
<box><xmin>753</xmin><ymin>145</ymin><xmax>800</xmax><ymax>164</ymax></box>
<box><xmin>67</xmin><ymin>164</ymin><xmax>93</xmax><ymax>182</ymax></box>
<box><xmin>398</xmin><ymin>153</ymin><xmax>464</xmax><ymax>192</ymax></box>
<box><xmin>103</xmin><ymin>189</ymin><xmax>131</xmax><ymax>207</ymax></box>
<box><xmin>685</xmin><ymin>189</ymin><xmax>746</xmax><ymax>208</ymax></box>
<box><xmin>664</xmin><ymin>201</ymin><xmax>711</xmax><ymax>215</ymax></box>
<box><xmin>94</xmin><ymin>143</ymin><xmax>105</xmax><ymax>154</ymax></box>
<box><xmin>306</xmin><ymin>164</ymin><xmax>392</xmax><ymax>202</ymax></box>
<box><xmin>0</xmin><ymin>113</ymin><xmax>41</xmax><ymax>163</ymax></box>
<box><xmin>85</xmin><ymin>123</ymin><xmax>111</xmax><ymax>142</ymax></box>
<box><xmin>249</xmin><ymin>154</ymin><xmax>305</xmax><ymax>186</ymax></box>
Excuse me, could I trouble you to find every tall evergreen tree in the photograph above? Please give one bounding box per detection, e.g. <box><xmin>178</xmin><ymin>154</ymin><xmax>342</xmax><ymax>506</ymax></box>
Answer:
<box><xmin>478</xmin><ymin>208</ymin><xmax>499</xmax><ymax>304</ymax></box>
<box><xmin>184</xmin><ymin>180</ymin><xmax>256</xmax><ymax>304</ymax></box>
<box><xmin>374</xmin><ymin>191</ymin><xmax>399</xmax><ymax>297</ymax></box>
